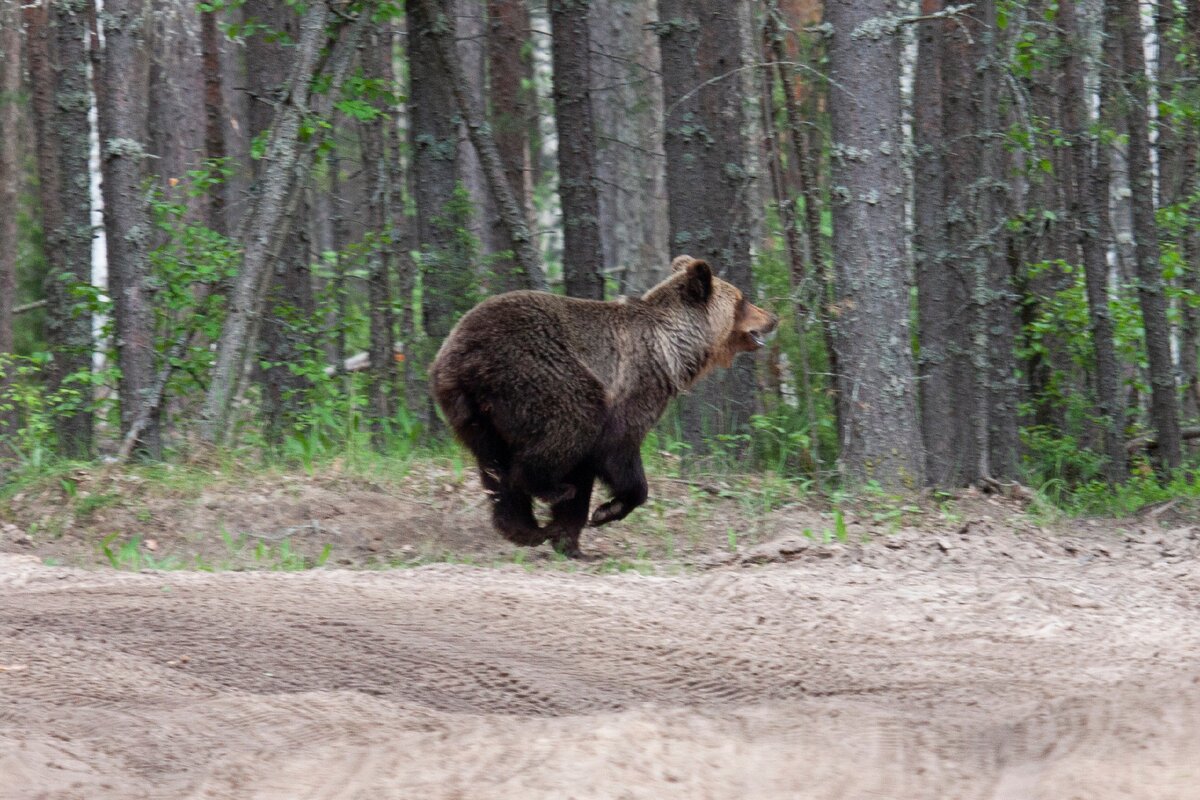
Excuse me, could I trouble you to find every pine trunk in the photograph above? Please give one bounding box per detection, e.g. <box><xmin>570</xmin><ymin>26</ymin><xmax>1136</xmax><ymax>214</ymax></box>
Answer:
<box><xmin>0</xmin><ymin>0</ymin><xmax>20</xmax><ymax>366</ymax></box>
<box><xmin>410</xmin><ymin>0</ymin><xmax>469</xmax><ymax>420</ymax></box>
<box><xmin>1181</xmin><ymin>2</ymin><xmax>1200</xmax><ymax>419</ymax></box>
<box><xmin>914</xmin><ymin>0</ymin><xmax>971</xmax><ymax>486</ymax></box>
<box><xmin>658</xmin><ymin>1</ymin><xmax>759</xmax><ymax>452</ymax></box>
<box><xmin>1061</xmin><ymin>0</ymin><xmax>1126</xmax><ymax>481</ymax></box>
<box><xmin>99</xmin><ymin>0</ymin><xmax>159</xmax><ymax>457</ymax></box>
<box><xmin>148</xmin><ymin>0</ymin><xmax>206</xmax><ymax>222</ymax></box>
<box><xmin>550</xmin><ymin>0</ymin><xmax>604</xmax><ymax>299</ymax></box>
<box><xmin>486</xmin><ymin>0</ymin><xmax>537</xmax><ymax>291</ymax></box>
<box><xmin>26</xmin><ymin>0</ymin><xmax>95</xmax><ymax>457</ymax></box>
<box><xmin>361</xmin><ymin>27</ymin><xmax>398</xmax><ymax>450</ymax></box>
<box><xmin>589</xmin><ymin>0</ymin><xmax>669</xmax><ymax>293</ymax></box>
<box><xmin>200</xmin><ymin>6</ymin><xmax>228</xmax><ymax>234</ymax></box>
<box><xmin>1114</xmin><ymin>0</ymin><xmax>1182</xmax><ymax>470</ymax></box>
<box><xmin>825</xmin><ymin>0</ymin><xmax>925</xmax><ymax>489</ymax></box>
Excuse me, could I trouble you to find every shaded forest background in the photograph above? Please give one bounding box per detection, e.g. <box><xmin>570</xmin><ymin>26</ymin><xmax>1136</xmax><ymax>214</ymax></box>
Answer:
<box><xmin>0</xmin><ymin>0</ymin><xmax>1198</xmax><ymax>505</ymax></box>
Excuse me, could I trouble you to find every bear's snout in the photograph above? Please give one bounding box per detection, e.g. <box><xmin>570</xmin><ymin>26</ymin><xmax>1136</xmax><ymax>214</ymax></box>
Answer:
<box><xmin>742</xmin><ymin>305</ymin><xmax>779</xmax><ymax>349</ymax></box>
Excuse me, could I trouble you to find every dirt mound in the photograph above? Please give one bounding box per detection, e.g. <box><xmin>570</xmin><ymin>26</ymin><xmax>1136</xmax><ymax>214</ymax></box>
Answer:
<box><xmin>2</xmin><ymin>522</ymin><xmax>1200</xmax><ymax>799</ymax></box>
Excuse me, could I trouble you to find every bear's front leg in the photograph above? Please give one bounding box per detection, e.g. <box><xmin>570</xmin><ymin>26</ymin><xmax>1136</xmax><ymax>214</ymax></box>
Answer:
<box><xmin>590</xmin><ymin>446</ymin><xmax>648</xmax><ymax>527</ymax></box>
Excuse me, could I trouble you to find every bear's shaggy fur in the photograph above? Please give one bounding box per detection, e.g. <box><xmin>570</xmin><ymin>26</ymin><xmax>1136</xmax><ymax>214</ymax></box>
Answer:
<box><xmin>431</xmin><ymin>255</ymin><xmax>778</xmax><ymax>558</ymax></box>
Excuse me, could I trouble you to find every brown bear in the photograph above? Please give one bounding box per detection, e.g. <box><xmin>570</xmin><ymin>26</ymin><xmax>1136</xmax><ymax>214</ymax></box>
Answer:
<box><xmin>430</xmin><ymin>255</ymin><xmax>778</xmax><ymax>558</ymax></box>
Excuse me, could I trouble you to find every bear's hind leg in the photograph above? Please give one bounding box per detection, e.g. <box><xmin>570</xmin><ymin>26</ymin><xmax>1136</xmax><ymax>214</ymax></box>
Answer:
<box><xmin>482</xmin><ymin>466</ymin><xmax>545</xmax><ymax>548</ymax></box>
<box><xmin>548</xmin><ymin>465</ymin><xmax>595</xmax><ymax>559</ymax></box>
<box><xmin>490</xmin><ymin>483</ymin><xmax>548</xmax><ymax>547</ymax></box>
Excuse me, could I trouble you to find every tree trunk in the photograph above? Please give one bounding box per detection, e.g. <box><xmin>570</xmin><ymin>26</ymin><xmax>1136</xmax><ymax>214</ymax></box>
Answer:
<box><xmin>148</xmin><ymin>0</ymin><xmax>206</xmax><ymax>222</ymax></box>
<box><xmin>550</xmin><ymin>0</ymin><xmax>604</xmax><ymax>299</ymax></box>
<box><xmin>1060</xmin><ymin>0</ymin><xmax>1126</xmax><ymax>481</ymax></box>
<box><xmin>25</xmin><ymin>0</ymin><xmax>94</xmax><ymax>458</ymax></box>
<box><xmin>199</xmin><ymin>2</ymin><xmax>363</xmax><ymax>444</ymax></box>
<box><xmin>415</xmin><ymin>0</ymin><xmax>546</xmax><ymax>307</ymax></box>
<box><xmin>759</xmin><ymin>23</ymin><xmax>821</xmax><ymax>478</ymax></box>
<box><xmin>913</xmin><ymin>0</ymin><xmax>970</xmax><ymax>486</ymax></box>
<box><xmin>1180</xmin><ymin>0</ymin><xmax>1200</xmax><ymax>419</ymax></box>
<box><xmin>98</xmin><ymin>0</ymin><xmax>159</xmax><ymax>458</ymax></box>
<box><xmin>0</xmin><ymin>0</ymin><xmax>20</xmax><ymax>365</ymax></box>
<box><xmin>360</xmin><ymin>26</ymin><xmax>398</xmax><ymax>450</ymax></box>
<box><xmin>825</xmin><ymin>0</ymin><xmax>925</xmax><ymax>489</ymax></box>
<box><xmin>765</xmin><ymin>0</ymin><xmax>839</xmax><ymax>440</ymax></box>
<box><xmin>589</xmin><ymin>0</ymin><xmax>669</xmax><ymax>294</ymax></box>
<box><xmin>1113</xmin><ymin>0</ymin><xmax>1182</xmax><ymax>470</ymax></box>
<box><xmin>1021</xmin><ymin>0</ymin><xmax>1078</xmax><ymax>435</ymax></box>
<box><xmin>978</xmin><ymin>0</ymin><xmax>1020</xmax><ymax>479</ymax></box>
<box><xmin>410</xmin><ymin>0</ymin><xmax>469</xmax><ymax>429</ymax></box>
<box><xmin>658</xmin><ymin>0</ymin><xmax>759</xmax><ymax>451</ymax></box>
<box><xmin>486</xmin><ymin>0</ymin><xmax>538</xmax><ymax>292</ymax></box>
<box><xmin>200</xmin><ymin>5</ymin><xmax>228</xmax><ymax>234</ymax></box>
<box><xmin>454</xmin><ymin>0</ymin><xmax>494</xmax><ymax>269</ymax></box>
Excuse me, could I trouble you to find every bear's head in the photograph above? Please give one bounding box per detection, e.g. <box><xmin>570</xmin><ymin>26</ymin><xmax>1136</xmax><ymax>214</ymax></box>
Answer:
<box><xmin>644</xmin><ymin>254</ymin><xmax>779</xmax><ymax>373</ymax></box>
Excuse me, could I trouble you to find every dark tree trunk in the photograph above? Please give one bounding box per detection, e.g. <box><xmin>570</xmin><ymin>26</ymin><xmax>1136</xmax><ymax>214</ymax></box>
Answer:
<box><xmin>453</xmin><ymin>0</ymin><xmax>493</xmax><ymax>269</ymax></box>
<box><xmin>25</xmin><ymin>0</ymin><xmax>94</xmax><ymax>458</ymax></box>
<box><xmin>913</xmin><ymin>0</ymin><xmax>970</xmax><ymax>487</ymax></box>
<box><xmin>978</xmin><ymin>0</ymin><xmax>1020</xmax><ymax>479</ymax></box>
<box><xmin>0</xmin><ymin>0</ymin><xmax>20</xmax><ymax>365</ymax></box>
<box><xmin>1180</xmin><ymin>1</ymin><xmax>1200</xmax><ymax>419</ymax></box>
<box><xmin>410</xmin><ymin>0</ymin><xmax>470</xmax><ymax>424</ymax></box>
<box><xmin>550</xmin><ymin>0</ymin><xmax>604</xmax><ymax>299</ymax></box>
<box><xmin>760</xmin><ymin>23</ymin><xmax>821</xmax><ymax>478</ymax></box>
<box><xmin>915</xmin><ymin>0</ymin><xmax>1017</xmax><ymax>487</ymax></box>
<box><xmin>360</xmin><ymin>26</ymin><xmax>398</xmax><ymax>450</ymax></box>
<box><xmin>765</xmin><ymin>0</ymin><xmax>839</xmax><ymax>441</ymax></box>
<box><xmin>487</xmin><ymin>0</ymin><xmax>537</xmax><ymax>291</ymax></box>
<box><xmin>99</xmin><ymin>0</ymin><xmax>159</xmax><ymax>458</ymax></box>
<box><xmin>1113</xmin><ymin>0</ymin><xmax>1182</xmax><ymax>470</ymax></box>
<box><xmin>200</xmin><ymin>5</ymin><xmax>228</xmax><ymax>234</ymax></box>
<box><xmin>766</xmin><ymin>4</ymin><xmax>828</xmax><ymax>285</ymax></box>
<box><xmin>658</xmin><ymin>0</ymin><xmax>759</xmax><ymax>450</ymax></box>
<box><xmin>1021</xmin><ymin>0</ymin><xmax>1078</xmax><ymax>434</ymax></box>
<box><xmin>825</xmin><ymin>0</ymin><xmax>925</xmax><ymax>489</ymax></box>
<box><xmin>148</xmin><ymin>0</ymin><xmax>206</xmax><ymax>222</ymax></box>
<box><xmin>589</xmin><ymin>0</ymin><xmax>669</xmax><ymax>294</ymax></box>
<box><xmin>259</xmin><ymin>194</ymin><xmax>314</xmax><ymax>450</ymax></box>
<box><xmin>1061</xmin><ymin>0</ymin><xmax>1126</xmax><ymax>481</ymax></box>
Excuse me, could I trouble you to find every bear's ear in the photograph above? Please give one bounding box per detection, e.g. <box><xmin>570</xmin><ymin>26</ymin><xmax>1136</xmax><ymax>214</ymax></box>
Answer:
<box><xmin>682</xmin><ymin>259</ymin><xmax>713</xmax><ymax>304</ymax></box>
<box><xmin>671</xmin><ymin>255</ymin><xmax>698</xmax><ymax>273</ymax></box>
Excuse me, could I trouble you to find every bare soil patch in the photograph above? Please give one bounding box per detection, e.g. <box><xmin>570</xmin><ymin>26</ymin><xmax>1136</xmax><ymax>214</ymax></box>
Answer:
<box><xmin>2</xmin><ymin>467</ymin><xmax>1200</xmax><ymax>798</ymax></box>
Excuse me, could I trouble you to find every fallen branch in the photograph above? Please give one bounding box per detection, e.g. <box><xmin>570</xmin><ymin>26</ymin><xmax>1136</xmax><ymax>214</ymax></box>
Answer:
<box><xmin>1127</xmin><ymin>426</ymin><xmax>1200</xmax><ymax>454</ymax></box>
<box><xmin>114</xmin><ymin>328</ymin><xmax>195</xmax><ymax>464</ymax></box>
<box><xmin>14</xmin><ymin>299</ymin><xmax>47</xmax><ymax>315</ymax></box>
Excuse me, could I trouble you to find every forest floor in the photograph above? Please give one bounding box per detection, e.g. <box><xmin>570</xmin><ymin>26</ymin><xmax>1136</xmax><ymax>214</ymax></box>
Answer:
<box><xmin>2</xmin><ymin>461</ymin><xmax>1200</xmax><ymax>798</ymax></box>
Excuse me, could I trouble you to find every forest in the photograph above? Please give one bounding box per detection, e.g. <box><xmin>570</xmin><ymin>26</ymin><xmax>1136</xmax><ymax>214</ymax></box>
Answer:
<box><xmin>6</xmin><ymin>4</ymin><xmax>1200</xmax><ymax>795</ymax></box>
<box><xmin>0</xmin><ymin>0</ymin><xmax>1198</xmax><ymax>508</ymax></box>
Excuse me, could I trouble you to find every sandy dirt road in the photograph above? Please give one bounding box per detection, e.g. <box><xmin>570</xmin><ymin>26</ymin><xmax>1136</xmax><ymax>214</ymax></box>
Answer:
<box><xmin>2</xmin><ymin>522</ymin><xmax>1200</xmax><ymax>799</ymax></box>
